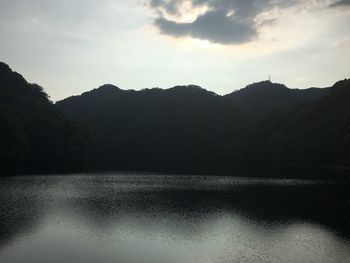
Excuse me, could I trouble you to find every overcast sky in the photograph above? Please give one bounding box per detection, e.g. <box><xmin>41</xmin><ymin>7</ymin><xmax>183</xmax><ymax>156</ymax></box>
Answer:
<box><xmin>0</xmin><ymin>0</ymin><xmax>349</xmax><ymax>101</ymax></box>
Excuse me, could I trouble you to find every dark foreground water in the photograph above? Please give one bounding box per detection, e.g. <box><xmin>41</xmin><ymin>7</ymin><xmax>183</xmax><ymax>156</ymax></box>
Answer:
<box><xmin>0</xmin><ymin>174</ymin><xmax>350</xmax><ymax>263</ymax></box>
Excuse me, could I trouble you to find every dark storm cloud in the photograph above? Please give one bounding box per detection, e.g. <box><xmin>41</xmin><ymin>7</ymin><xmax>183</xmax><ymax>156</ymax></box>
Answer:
<box><xmin>155</xmin><ymin>10</ymin><xmax>257</xmax><ymax>44</ymax></box>
<box><xmin>330</xmin><ymin>0</ymin><xmax>350</xmax><ymax>7</ymax></box>
<box><xmin>148</xmin><ymin>0</ymin><xmax>295</xmax><ymax>44</ymax></box>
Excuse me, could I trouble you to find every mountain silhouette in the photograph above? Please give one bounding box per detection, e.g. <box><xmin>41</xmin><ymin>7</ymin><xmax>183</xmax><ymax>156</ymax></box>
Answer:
<box><xmin>57</xmin><ymin>84</ymin><xmax>244</xmax><ymax>173</ymax></box>
<box><xmin>0</xmin><ymin>62</ymin><xmax>87</xmax><ymax>176</ymax></box>
<box><xmin>268</xmin><ymin>79</ymin><xmax>350</xmax><ymax>168</ymax></box>
<box><xmin>225</xmin><ymin>79</ymin><xmax>350</xmax><ymax>177</ymax></box>
<box><xmin>225</xmin><ymin>80</ymin><xmax>329</xmax><ymax>122</ymax></box>
<box><xmin>0</xmin><ymin>61</ymin><xmax>347</xmax><ymax>178</ymax></box>
<box><xmin>56</xmin><ymin>79</ymin><xmax>334</xmax><ymax>176</ymax></box>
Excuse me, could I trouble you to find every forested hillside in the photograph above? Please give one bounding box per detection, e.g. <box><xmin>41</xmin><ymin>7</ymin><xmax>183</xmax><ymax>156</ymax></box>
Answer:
<box><xmin>0</xmin><ymin>62</ymin><xmax>87</xmax><ymax>175</ymax></box>
<box><xmin>1</xmin><ymin>62</ymin><xmax>348</xmax><ymax>177</ymax></box>
<box><xmin>225</xmin><ymin>79</ymin><xmax>350</xmax><ymax>176</ymax></box>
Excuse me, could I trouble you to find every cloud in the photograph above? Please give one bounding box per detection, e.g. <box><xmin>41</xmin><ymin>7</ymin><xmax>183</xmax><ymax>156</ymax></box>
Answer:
<box><xmin>155</xmin><ymin>10</ymin><xmax>257</xmax><ymax>44</ymax></box>
<box><xmin>329</xmin><ymin>0</ymin><xmax>350</xmax><ymax>7</ymax></box>
<box><xmin>147</xmin><ymin>0</ymin><xmax>350</xmax><ymax>45</ymax></box>
<box><xmin>147</xmin><ymin>0</ymin><xmax>297</xmax><ymax>44</ymax></box>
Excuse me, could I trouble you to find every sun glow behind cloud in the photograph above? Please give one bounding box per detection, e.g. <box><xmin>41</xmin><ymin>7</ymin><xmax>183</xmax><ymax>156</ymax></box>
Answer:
<box><xmin>157</xmin><ymin>0</ymin><xmax>210</xmax><ymax>23</ymax></box>
<box><xmin>144</xmin><ymin>0</ymin><xmax>350</xmax><ymax>58</ymax></box>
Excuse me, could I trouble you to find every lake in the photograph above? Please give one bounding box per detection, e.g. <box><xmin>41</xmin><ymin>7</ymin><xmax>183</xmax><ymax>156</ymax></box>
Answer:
<box><xmin>0</xmin><ymin>174</ymin><xmax>350</xmax><ymax>263</ymax></box>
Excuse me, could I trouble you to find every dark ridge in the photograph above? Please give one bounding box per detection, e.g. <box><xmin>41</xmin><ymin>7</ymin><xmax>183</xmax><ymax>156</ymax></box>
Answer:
<box><xmin>2</xmin><ymin>61</ymin><xmax>348</xmax><ymax>178</ymax></box>
<box><xmin>0</xmin><ymin>62</ymin><xmax>31</xmax><ymax>91</ymax></box>
<box><xmin>0</xmin><ymin>62</ymin><xmax>87</xmax><ymax>176</ymax></box>
<box><xmin>226</xmin><ymin>78</ymin><xmax>350</xmax><ymax>177</ymax></box>
<box><xmin>60</xmin><ymin>84</ymin><xmax>121</xmax><ymax>101</ymax></box>
<box><xmin>166</xmin><ymin>85</ymin><xmax>218</xmax><ymax>96</ymax></box>
<box><xmin>224</xmin><ymin>80</ymin><xmax>329</xmax><ymax>122</ymax></box>
<box><xmin>230</xmin><ymin>80</ymin><xmax>288</xmax><ymax>93</ymax></box>
<box><xmin>90</xmin><ymin>84</ymin><xmax>121</xmax><ymax>94</ymax></box>
<box><xmin>0</xmin><ymin>62</ymin><xmax>13</xmax><ymax>73</ymax></box>
<box><xmin>330</xmin><ymin>79</ymin><xmax>350</xmax><ymax>95</ymax></box>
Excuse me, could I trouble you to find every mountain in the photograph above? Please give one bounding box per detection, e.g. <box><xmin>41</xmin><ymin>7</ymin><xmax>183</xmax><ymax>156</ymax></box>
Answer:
<box><xmin>225</xmin><ymin>79</ymin><xmax>350</xmax><ymax>176</ymax></box>
<box><xmin>1</xmin><ymin>61</ymin><xmax>345</xmax><ymax>177</ymax></box>
<box><xmin>57</xmin><ymin>84</ymin><xmax>244</xmax><ymax>174</ymax></box>
<box><xmin>0</xmin><ymin>62</ymin><xmax>86</xmax><ymax>176</ymax></box>
<box><xmin>224</xmin><ymin>81</ymin><xmax>329</xmax><ymax>122</ymax></box>
<box><xmin>56</xmin><ymin>80</ymin><xmax>330</xmax><ymax>175</ymax></box>
<box><xmin>268</xmin><ymin>79</ymin><xmax>350</xmax><ymax>167</ymax></box>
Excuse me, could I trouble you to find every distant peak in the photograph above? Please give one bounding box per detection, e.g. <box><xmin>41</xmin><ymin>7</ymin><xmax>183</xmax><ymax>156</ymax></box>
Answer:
<box><xmin>229</xmin><ymin>81</ymin><xmax>288</xmax><ymax>94</ymax></box>
<box><xmin>0</xmin><ymin>62</ymin><xmax>13</xmax><ymax>73</ymax></box>
<box><xmin>0</xmin><ymin>61</ymin><xmax>28</xmax><ymax>86</ymax></box>
<box><xmin>245</xmin><ymin>81</ymin><xmax>287</xmax><ymax>89</ymax></box>
<box><xmin>167</xmin><ymin>85</ymin><xmax>217</xmax><ymax>96</ymax></box>
<box><xmin>169</xmin><ymin>84</ymin><xmax>203</xmax><ymax>90</ymax></box>
<box><xmin>333</xmin><ymin>79</ymin><xmax>350</xmax><ymax>87</ymax></box>
<box><xmin>97</xmin><ymin>84</ymin><xmax>120</xmax><ymax>91</ymax></box>
<box><xmin>86</xmin><ymin>84</ymin><xmax>121</xmax><ymax>95</ymax></box>
<box><xmin>67</xmin><ymin>84</ymin><xmax>122</xmax><ymax>100</ymax></box>
<box><xmin>330</xmin><ymin>78</ymin><xmax>350</xmax><ymax>96</ymax></box>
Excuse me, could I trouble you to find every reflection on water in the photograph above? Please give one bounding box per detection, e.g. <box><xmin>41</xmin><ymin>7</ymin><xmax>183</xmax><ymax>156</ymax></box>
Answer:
<box><xmin>0</xmin><ymin>174</ymin><xmax>350</xmax><ymax>263</ymax></box>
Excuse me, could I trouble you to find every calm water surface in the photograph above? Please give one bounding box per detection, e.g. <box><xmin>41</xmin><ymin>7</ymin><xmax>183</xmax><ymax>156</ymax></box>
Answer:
<box><xmin>0</xmin><ymin>174</ymin><xmax>350</xmax><ymax>263</ymax></box>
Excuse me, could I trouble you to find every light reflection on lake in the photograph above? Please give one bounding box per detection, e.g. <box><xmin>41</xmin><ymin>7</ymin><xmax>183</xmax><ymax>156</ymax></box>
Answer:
<box><xmin>0</xmin><ymin>174</ymin><xmax>350</xmax><ymax>263</ymax></box>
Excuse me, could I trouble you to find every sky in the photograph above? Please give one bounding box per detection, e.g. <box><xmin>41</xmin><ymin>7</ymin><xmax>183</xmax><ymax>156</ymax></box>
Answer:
<box><xmin>0</xmin><ymin>0</ymin><xmax>349</xmax><ymax>101</ymax></box>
